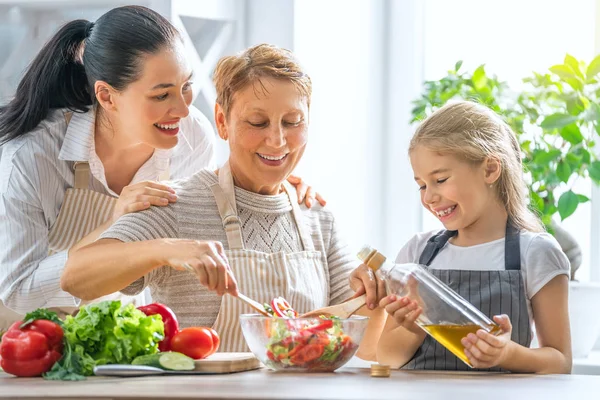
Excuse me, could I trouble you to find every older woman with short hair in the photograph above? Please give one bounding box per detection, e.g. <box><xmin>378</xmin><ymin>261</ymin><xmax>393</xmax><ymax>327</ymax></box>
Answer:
<box><xmin>63</xmin><ymin>44</ymin><xmax>384</xmax><ymax>357</ymax></box>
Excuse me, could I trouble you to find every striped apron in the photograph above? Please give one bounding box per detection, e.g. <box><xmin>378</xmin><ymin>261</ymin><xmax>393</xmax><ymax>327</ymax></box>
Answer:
<box><xmin>402</xmin><ymin>222</ymin><xmax>531</xmax><ymax>371</ymax></box>
<box><xmin>209</xmin><ymin>162</ymin><xmax>329</xmax><ymax>352</ymax></box>
<box><xmin>0</xmin><ymin>112</ymin><xmax>166</xmax><ymax>328</ymax></box>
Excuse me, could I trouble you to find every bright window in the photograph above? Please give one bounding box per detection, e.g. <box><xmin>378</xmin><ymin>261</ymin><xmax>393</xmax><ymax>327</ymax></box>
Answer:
<box><xmin>421</xmin><ymin>0</ymin><xmax>596</xmax><ymax>281</ymax></box>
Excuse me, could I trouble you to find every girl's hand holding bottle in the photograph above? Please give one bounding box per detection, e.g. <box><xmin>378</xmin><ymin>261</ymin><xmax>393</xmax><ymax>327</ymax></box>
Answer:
<box><xmin>461</xmin><ymin>314</ymin><xmax>514</xmax><ymax>369</ymax></box>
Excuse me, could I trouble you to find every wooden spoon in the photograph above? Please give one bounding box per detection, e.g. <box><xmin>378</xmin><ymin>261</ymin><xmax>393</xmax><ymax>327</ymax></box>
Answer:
<box><xmin>300</xmin><ymin>294</ymin><xmax>367</xmax><ymax>319</ymax></box>
<box><xmin>234</xmin><ymin>293</ymin><xmax>270</xmax><ymax>317</ymax></box>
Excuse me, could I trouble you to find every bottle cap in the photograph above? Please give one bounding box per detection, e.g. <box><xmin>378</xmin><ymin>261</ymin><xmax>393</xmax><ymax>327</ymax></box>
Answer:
<box><xmin>370</xmin><ymin>363</ymin><xmax>391</xmax><ymax>378</ymax></box>
<box><xmin>367</xmin><ymin>252</ymin><xmax>386</xmax><ymax>271</ymax></box>
<box><xmin>357</xmin><ymin>245</ymin><xmax>376</xmax><ymax>262</ymax></box>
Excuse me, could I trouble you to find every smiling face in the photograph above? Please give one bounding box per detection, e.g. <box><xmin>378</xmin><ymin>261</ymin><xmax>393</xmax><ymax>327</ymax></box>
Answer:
<box><xmin>410</xmin><ymin>145</ymin><xmax>502</xmax><ymax>232</ymax></box>
<box><xmin>215</xmin><ymin>77</ymin><xmax>309</xmax><ymax>195</ymax></box>
<box><xmin>106</xmin><ymin>41</ymin><xmax>194</xmax><ymax>149</ymax></box>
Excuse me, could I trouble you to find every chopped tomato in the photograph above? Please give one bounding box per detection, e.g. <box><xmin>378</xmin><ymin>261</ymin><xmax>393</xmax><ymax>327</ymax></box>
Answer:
<box><xmin>290</xmin><ymin>344</ymin><xmax>324</xmax><ymax>365</ymax></box>
<box><xmin>309</xmin><ymin>332</ymin><xmax>331</xmax><ymax>346</ymax></box>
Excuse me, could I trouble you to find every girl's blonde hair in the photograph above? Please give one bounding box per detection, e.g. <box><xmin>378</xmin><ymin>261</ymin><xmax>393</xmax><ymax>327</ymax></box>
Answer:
<box><xmin>212</xmin><ymin>43</ymin><xmax>312</xmax><ymax>117</ymax></box>
<box><xmin>409</xmin><ymin>101</ymin><xmax>544</xmax><ymax>233</ymax></box>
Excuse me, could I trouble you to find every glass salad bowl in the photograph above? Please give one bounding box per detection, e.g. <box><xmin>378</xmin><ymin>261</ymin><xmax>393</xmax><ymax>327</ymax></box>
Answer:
<box><xmin>240</xmin><ymin>314</ymin><xmax>368</xmax><ymax>372</ymax></box>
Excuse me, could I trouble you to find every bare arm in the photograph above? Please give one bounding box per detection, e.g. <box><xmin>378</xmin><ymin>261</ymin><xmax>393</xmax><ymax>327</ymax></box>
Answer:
<box><xmin>62</xmin><ymin>238</ymin><xmax>165</xmax><ymax>299</ymax></box>
<box><xmin>376</xmin><ymin>314</ymin><xmax>426</xmax><ymax>368</ymax></box>
<box><xmin>62</xmin><ymin>238</ymin><xmax>237</xmax><ymax>300</ymax></box>
<box><xmin>354</xmin><ymin>306</ymin><xmax>386</xmax><ymax>361</ymax></box>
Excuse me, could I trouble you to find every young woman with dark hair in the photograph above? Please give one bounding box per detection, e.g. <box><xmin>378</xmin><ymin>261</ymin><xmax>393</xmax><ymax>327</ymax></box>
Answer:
<box><xmin>0</xmin><ymin>6</ymin><xmax>320</xmax><ymax>328</ymax></box>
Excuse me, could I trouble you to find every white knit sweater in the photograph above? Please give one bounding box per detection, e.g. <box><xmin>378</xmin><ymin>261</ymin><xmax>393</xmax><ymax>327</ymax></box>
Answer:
<box><xmin>100</xmin><ymin>169</ymin><xmax>357</xmax><ymax>328</ymax></box>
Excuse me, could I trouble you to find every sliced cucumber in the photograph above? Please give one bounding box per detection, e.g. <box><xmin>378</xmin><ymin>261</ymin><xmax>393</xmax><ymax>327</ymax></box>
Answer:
<box><xmin>132</xmin><ymin>352</ymin><xmax>194</xmax><ymax>371</ymax></box>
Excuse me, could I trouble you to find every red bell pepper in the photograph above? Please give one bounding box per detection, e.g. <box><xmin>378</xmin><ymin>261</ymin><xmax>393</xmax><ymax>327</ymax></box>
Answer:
<box><xmin>0</xmin><ymin>319</ymin><xmax>63</xmax><ymax>377</ymax></box>
<box><xmin>137</xmin><ymin>303</ymin><xmax>179</xmax><ymax>351</ymax></box>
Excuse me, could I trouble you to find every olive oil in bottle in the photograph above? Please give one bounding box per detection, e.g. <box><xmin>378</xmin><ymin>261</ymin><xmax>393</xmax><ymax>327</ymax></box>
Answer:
<box><xmin>357</xmin><ymin>245</ymin><xmax>502</xmax><ymax>368</ymax></box>
<box><xmin>421</xmin><ymin>324</ymin><xmax>502</xmax><ymax>367</ymax></box>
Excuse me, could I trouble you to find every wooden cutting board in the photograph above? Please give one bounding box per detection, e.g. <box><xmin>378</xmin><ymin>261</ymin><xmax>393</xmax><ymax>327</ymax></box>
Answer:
<box><xmin>93</xmin><ymin>352</ymin><xmax>261</xmax><ymax>377</ymax></box>
<box><xmin>194</xmin><ymin>352</ymin><xmax>260</xmax><ymax>373</ymax></box>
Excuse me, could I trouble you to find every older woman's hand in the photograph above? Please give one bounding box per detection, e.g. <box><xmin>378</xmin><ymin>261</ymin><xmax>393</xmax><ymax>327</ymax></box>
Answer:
<box><xmin>164</xmin><ymin>239</ymin><xmax>238</xmax><ymax>297</ymax></box>
<box><xmin>287</xmin><ymin>175</ymin><xmax>326</xmax><ymax>208</ymax></box>
<box><xmin>349</xmin><ymin>263</ymin><xmax>387</xmax><ymax>310</ymax></box>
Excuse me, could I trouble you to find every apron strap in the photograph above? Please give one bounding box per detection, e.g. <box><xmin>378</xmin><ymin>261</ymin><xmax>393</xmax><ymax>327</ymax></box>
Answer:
<box><xmin>504</xmin><ymin>221</ymin><xmax>521</xmax><ymax>270</ymax></box>
<box><xmin>418</xmin><ymin>229</ymin><xmax>456</xmax><ymax>266</ymax></box>
<box><xmin>73</xmin><ymin>162</ymin><xmax>91</xmax><ymax>190</ymax></box>
<box><xmin>418</xmin><ymin>221</ymin><xmax>521</xmax><ymax>270</ymax></box>
<box><xmin>209</xmin><ymin>161</ymin><xmax>244</xmax><ymax>250</ymax></box>
<box><xmin>209</xmin><ymin>182</ymin><xmax>245</xmax><ymax>250</ymax></box>
<box><xmin>282</xmin><ymin>181</ymin><xmax>315</xmax><ymax>252</ymax></box>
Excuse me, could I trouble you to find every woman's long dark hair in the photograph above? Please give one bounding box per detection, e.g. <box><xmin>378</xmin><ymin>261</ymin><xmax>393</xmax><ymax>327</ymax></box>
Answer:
<box><xmin>0</xmin><ymin>5</ymin><xmax>180</xmax><ymax>145</ymax></box>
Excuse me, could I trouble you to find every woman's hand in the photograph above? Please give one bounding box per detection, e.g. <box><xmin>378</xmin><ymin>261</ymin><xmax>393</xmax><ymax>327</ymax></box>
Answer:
<box><xmin>287</xmin><ymin>175</ymin><xmax>326</xmax><ymax>208</ymax></box>
<box><xmin>349</xmin><ymin>263</ymin><xmax>387</xmax><ymax>309</ymax></box>
<box><xmin>112</xmin><ymin>181</ymin><xmax>177</xmax><ymax>223</ymax></box>
<box><xmin>162</xmin><ymin>239</ymin><xmax>238</xmax><ymax>297</ymax></box>
<box><xmin>461</xmin><ymin>314</ymin><xmax>514</xmax><ymax>369</ymax></box>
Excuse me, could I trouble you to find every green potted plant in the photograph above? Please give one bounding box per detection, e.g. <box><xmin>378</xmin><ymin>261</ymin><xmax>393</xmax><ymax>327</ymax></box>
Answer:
<box><xmin>410</xmin><ymin>55</ymin><xmax>600</xmax><ymax>358</ymax></box>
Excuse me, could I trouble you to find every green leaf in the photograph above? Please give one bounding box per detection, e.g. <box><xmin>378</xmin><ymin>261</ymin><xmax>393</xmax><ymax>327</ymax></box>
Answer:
<box><xmin>558</xmin><ymin>190</ymin><xmax>579</xmax><ymax>220</ymax></box>
<box><xmin>596</xmin><ymin>123</ymin><xmax>600</xmax><ymax>136</ymax></box>
<box><xmin>530</xmin><ymin>190</ymin><xmax>544</xmax><ymax>212</ymax></box>
<box><xmin>472</xmin><ymin>65</ymin><xmax>488</xmax><ymax>90</ymax></box>
<box><xmin>589</xmin><ymin>161</ymin><xmax>600</xmax><ymax>182</ymax></box>
<box><xmin>43</xmin><ymin>340</ymin><xmax>89</xmax><ymax>381</ymax></box>
<box><xmin>21</xmin><ymin>309</ymin><xmax>63</xmax><ymax>328</ymax></box>
<box><xmin>565</xmin><ymin>77</ymin><xmax>584</xmax><ymax>92</ymax></box>
<box><xmin>556</xmin><ymin>160</ymin><xmax>571</xmax><ymax>183</ymax></box>
<box><xmin>584</xmin><ymin>102</ymin><xmax>600</xmax><ymax>122</ymax></box>
<box><xmin>577</xmin><ymin>194</ymin><xmax>590</xmax><ymax>203</ymax></box>
<box><xmin>533</xmin><ymin>149</ymin><xmax>562</xmax><ymax>165</ymax></box>
<box><xmin>566</xmin><ymin>97</ymin><xmax>585</xmax><ymax>115</ymax></box>
<box><xmin>541</xmin><ymin>113</ymin><xmax>578</xmax><ymax>130</ymax></box>
<box><xmin>549</xmin><ymin>64</ymin><xmax>577</xmax><ymax>80</ymax></box>
<box><xmin>560</xmin><ymin>124</ymin><xmax>584</xmax><ymax>144</ymax></box>
<box><xmin>454</xmin><ymin>60</ymin><xmax>463</xmax><ymax>72</ymax></box>
<box><xmin>586</xmin><ymin>54</ymin><xmax>600</xmax><ymax>79</ymax></box>
<box><xmin>581</xmin><ymin>149</ymin><xmax>591</xmax><ymax>164</ymax></box>
<box><xmin>564</xmin><ymin>54</ymin><xmax>584</xmax><ymax>79</ymax></box>
<box><xmin>566</xmin><ymin>152</ymin><xmax>582</xmax><ymax>164</ymax></box>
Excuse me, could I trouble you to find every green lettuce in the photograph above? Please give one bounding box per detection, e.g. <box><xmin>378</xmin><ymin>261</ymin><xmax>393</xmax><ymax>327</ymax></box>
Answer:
<box><xmin>50</xmin><ymin>300</ymin><xmax>164</xmax><ymax>377</ymax></box>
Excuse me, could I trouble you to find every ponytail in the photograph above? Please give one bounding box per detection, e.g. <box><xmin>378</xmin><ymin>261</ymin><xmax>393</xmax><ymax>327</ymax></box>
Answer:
<box><xmin>0</xmin><ymin>6</ymin><xmax>180</xmax><ymax>145</ymax></box>
<box><xmin>0</xmin><ymin>20</ymin><xmax>93</xmax><ymax>144</ymax></box>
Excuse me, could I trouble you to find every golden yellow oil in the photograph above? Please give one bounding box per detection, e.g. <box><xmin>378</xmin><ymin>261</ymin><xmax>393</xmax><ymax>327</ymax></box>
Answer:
<box><xmin>421</xmin><ymin>324</ymin><xmax>501</xmax><ymax>367</ymax></box>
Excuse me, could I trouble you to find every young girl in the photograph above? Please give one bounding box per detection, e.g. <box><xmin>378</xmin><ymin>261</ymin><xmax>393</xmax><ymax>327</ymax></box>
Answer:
<box><xmin>377</xmin><ymin>101</ymin><xmax>571</xmax><ymax>374</ymax></box>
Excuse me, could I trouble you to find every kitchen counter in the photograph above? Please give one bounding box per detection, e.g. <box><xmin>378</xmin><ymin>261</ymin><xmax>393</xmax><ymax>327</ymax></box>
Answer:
<box><xmin>1</xmin><ymin>367</ymin><xmax>599</xmax><ymax>400</ymax></box>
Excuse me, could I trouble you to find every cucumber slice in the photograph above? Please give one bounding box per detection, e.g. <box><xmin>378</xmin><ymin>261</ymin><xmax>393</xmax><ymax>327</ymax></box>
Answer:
<box><xmin>132</xmin><ymin>352</ymin><xmax>194</xmax><ymax>371</ymax></box>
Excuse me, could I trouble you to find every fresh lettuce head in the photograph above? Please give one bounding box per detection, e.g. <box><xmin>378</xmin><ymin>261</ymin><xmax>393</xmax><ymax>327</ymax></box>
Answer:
<box><xmin>62</xmin><ymin>300</ymin><xmax>164</xmax><ymax>375</ymax></box>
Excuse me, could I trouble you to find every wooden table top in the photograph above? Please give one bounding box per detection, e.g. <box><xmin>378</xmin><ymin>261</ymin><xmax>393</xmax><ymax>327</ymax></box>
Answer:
<box><xmin>2</xmin><ymin>367</ymin><xmax>600</xmax><ymax>400</ymax></box>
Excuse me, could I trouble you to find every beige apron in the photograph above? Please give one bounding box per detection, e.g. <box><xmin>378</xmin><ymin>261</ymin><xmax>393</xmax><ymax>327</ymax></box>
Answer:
<box><xmin>210</xmin><ymin>162</ymin><xmax>329</xmax><ymax>352</ymax></box>
<box><xmin>0</xmin><ymin>112</ymin><xmax>166</xmax><ymax>329</ymax></box>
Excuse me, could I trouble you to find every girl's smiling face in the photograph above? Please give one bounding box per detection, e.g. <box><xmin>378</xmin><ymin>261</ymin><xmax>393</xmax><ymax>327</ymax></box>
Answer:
<box><xmin>410</xmin><ymin>145</ymin><xmax>500</xmax><ymax>232</ymax></box>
